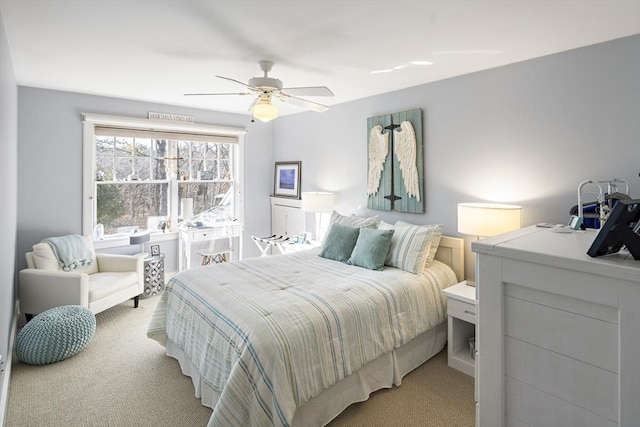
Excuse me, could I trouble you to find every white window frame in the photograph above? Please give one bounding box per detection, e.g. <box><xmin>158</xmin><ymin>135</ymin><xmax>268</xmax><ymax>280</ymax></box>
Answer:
<box><xmin>82</xmin><ymin>113</ymin><xmax>246</xmax><ymax>239</ymax></box>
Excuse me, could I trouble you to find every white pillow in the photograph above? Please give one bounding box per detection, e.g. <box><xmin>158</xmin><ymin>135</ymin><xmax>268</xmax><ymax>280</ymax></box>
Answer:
<box><xmin>395</xmin><ymin>221</ymin><xmax>444</xmax><ymax>268</ymax></box>
<box><xmin>32</xmin><ymin>235</ymin><xmax>98</xmax><ymax>274</ymax></box>
<box><xmin>32</xmin><ymin>242</ymin><xmax>61</xmax><ymax>271</ymax></box>
<box><xmin>379</xmin><ymin>221</ymin><xmax>442</xmax><ymax>274</ymax></box>
<box><xmin>329</xmin><ymin>210</ymin><xmax>379</xmax><ymax>229</ymax></box>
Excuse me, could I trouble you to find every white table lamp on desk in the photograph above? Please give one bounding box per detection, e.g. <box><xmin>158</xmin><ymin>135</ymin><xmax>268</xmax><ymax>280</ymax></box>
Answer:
<box><xmin>457</xmin><ymin>202</ymin><xmax>522</xmax><ymax>285</ymax></box>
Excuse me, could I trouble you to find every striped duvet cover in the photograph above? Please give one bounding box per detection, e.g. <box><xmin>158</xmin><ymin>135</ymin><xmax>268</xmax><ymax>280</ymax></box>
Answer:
<box><xmin>147</xmin><ymin>248</ymin><xmax>455</xmax><ymax>427</ymax></box>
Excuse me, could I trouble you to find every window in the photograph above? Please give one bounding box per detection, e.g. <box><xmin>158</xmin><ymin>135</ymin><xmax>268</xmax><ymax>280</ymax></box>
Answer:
<box><xmin>83</xmin><ymin>114</ymin><xmax>245</xmax><ymax>237</ymax></box>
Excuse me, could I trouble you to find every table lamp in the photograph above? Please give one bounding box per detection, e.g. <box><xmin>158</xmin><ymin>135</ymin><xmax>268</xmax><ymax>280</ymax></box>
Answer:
<box><xmin>458</xmin><ymin>202</ymin><xmax>522</xmax><ymax>285</ymax></box>
<box><xmin>129</xmin><ymin>232</ymin><xmax>151</xmax><ymax>255</ymax></box>
<box><xmin>301</xmin><ymin>192</ymin><xmax>335</xmax><ymax>241</ymax></box>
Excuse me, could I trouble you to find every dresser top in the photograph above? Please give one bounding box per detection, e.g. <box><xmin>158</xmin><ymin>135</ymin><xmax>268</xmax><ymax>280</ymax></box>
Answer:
<box><xmin>472</xmin><ymin>225</ymin><xmax>639</xmax><ymax>282</ymax></box>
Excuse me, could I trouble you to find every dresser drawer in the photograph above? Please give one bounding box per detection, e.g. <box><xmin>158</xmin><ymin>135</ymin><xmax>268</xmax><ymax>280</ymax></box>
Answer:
<box><xmin>448</xmin><ymin>298</ymin><xmax>476</xmax><ymax>324</ymax></box>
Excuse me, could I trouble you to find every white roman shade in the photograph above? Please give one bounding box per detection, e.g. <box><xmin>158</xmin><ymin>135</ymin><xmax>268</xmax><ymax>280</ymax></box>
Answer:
<box><xmin>93</xmin><ymin>126</ymin><xmax>238</xmax><ymax>144</ymax></box>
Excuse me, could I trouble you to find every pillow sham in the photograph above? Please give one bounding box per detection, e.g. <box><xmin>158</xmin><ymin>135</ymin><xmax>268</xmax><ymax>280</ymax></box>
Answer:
<box><xmin>377</xmin><ymin>221</ymin><xmax>434</xmax><ymax>274</ymax></box>
<box><xmin>395</xmin><ymin>220</ymin><xmax>444</xmax><ymax>268</ymax></box>
<box><xmin>329</xmin><ymin>210</ymin><xmax>379</xmax><ymax>229</ymax></box>
<box><xmin>348</xmin><ymin>227</ymin><xmax>394</xmax><ymax>270</ymax></box>
<box><xmin>319</xmin><ymin>223</ymin><xmax>360</xmax><ymax>263</ymax></box>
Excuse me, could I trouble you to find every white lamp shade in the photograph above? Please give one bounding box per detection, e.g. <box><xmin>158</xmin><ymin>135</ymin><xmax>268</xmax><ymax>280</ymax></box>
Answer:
<box><xmin>458</xmin><ymin>203</ymin><xmax>522</xmax><ymax>237</ymax></box>
<box><xmin>129</xmin><ymin>232</ymin><xmax>150</xmax><ymax>245</ymax></box>
<box><xmin>301</xmin><ymin>192</ymin><xmax>335</xmax><ymax>212</ymax></box>
<box><xmin>253</xmin><ymin>99</ymin><xmax>279</xmax><ymax>122</ymax></box>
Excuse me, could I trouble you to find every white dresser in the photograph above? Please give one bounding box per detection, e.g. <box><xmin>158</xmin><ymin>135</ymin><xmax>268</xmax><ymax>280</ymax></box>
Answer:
<box><xmin>473</xmin><ymin>226</ymin><xmax>639</xmax><ymax>427</ymax></box>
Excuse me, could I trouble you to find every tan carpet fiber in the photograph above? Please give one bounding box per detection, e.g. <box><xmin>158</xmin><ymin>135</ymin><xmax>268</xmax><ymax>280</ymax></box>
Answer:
<box><xmin>7</xmin><ymin>299</ymin><xmax>475</xmax><ymax>426</ymax></box>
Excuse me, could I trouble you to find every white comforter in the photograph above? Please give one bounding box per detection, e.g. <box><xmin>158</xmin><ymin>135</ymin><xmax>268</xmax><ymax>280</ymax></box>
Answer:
<box><xmin>147</xmin><ymin>249</ymin><xmax>455</xmax><ymax>427</ymax></box>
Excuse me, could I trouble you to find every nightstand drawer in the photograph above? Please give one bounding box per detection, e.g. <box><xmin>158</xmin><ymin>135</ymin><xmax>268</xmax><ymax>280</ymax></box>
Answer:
<box><xmin>448</xmin><ymin>299</ymin><xmax>476</xmax><ymax>324</ymax></box>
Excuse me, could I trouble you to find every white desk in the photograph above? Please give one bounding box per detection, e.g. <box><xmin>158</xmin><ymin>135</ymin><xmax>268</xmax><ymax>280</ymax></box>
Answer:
<box><xmin>178</xmin><ymin>222</ymin><xmax>243</xmax><ymax>271</ymax></box>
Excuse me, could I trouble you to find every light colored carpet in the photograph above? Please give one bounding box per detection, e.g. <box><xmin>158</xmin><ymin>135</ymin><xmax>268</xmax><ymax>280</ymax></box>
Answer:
<box><xmin>7</xmin><ymin>299</ymin><xmax>475</xmax><ymax>427</ymax></box>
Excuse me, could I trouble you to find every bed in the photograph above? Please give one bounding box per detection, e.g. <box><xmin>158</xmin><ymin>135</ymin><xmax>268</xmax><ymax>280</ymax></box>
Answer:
<box><xmin>147</xmin><ymin>231</ymin><xmax>463</xmax><ymax>427</ymax></box>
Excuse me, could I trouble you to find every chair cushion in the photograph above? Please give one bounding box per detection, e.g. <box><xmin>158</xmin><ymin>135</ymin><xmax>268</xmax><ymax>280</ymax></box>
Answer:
<box><xmin>32</xmin><ymin>235</ymin><xmax>98</xmax><ymax>275</ymax></box>
<box><xmin>88</xmin><ymin>271</ymin><xmax>139</xmax><ymax>301</ymax></box>
<box><xmin>15</xmin><ymin>305</ymin><xmax>96</xmax><ymax>365</ymax></box>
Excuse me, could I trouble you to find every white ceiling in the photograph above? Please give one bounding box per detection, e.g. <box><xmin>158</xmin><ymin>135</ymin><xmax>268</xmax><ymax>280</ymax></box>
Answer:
<box><xmin>2</xmin><ymin>0</ymin><xmax>639</xmax><ymax>118</ymax></box>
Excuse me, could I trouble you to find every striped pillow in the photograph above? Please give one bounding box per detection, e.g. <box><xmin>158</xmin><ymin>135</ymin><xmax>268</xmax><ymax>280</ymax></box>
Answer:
<box><xmin>395</xmin><ymin>221</ymin><xmax>444</xmax><ymax>268</ymax></box>
<box><xmin>379</xmin><ymin>221</ymin><xmax>444</xmax><ymax>274</ymax></box>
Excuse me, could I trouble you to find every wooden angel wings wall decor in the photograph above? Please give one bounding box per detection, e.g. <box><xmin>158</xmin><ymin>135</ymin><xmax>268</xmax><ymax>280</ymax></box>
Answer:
<box><xmin>367</xmin><ymin>109</ymin><xmax>424</xmax><ymax>213</ymax></box>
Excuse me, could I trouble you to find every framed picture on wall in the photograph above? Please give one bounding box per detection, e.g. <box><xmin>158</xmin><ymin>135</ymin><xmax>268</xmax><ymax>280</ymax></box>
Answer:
<box><xmin>273</xmin><ymin>161</ymin><xmax>301</xmax><ymax>199</ymax></box>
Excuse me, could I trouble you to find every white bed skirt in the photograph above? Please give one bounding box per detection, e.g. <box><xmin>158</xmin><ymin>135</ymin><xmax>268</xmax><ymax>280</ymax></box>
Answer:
<box><xmin>166</xmin><ymin>321</ymin><xmax>447</xmax><ymax>427</ymax></box>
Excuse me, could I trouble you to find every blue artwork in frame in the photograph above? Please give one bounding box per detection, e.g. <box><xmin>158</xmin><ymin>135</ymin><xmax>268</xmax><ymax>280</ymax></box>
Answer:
<box><xmin>274</xmin><ymin>161</ymin><xmax>301</xmax><ymax>199</ymax></box>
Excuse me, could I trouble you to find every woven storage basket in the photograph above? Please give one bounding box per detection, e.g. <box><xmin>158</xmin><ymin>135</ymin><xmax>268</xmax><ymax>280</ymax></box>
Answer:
<box><xmin>16</xmin><ymin>305</ymin><xmax>96</xmax><ymax>365</ymax></box>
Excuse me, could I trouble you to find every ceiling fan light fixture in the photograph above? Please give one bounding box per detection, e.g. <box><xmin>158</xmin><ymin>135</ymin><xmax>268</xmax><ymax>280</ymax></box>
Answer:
<box><xmin>253</xmin><ymin>97</ymin><xmax>279</xmax><ymax>122</ymax></box>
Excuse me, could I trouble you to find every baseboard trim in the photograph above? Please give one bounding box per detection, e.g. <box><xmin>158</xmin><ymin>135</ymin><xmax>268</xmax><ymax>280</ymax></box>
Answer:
<box><xmin>0</xmin><ymin>300</ymin><xmax>19</xmax><ymax>426</ymax></box>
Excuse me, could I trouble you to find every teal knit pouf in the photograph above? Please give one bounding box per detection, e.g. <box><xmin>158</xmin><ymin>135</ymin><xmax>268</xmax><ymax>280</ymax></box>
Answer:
<box><xmin>16</xmin><ymin>305</ymin><xmax>96</xmax><ymax>365</ymax></box>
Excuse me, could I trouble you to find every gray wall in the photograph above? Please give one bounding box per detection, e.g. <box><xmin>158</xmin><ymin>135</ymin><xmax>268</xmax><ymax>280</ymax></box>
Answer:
<box><xmin>273</xmin><ymin>35</ymin><xmax>640</xmax><ymax>278</ymax></box>
<box><xmin>16</xmin><ymin>88</ymin><xmax>274</xmax><ymax>270</ymax></box>
<box><xmin>0</xmin><ymin>5</ymin><xmax>18</xmax><ymax>418</ymax></box>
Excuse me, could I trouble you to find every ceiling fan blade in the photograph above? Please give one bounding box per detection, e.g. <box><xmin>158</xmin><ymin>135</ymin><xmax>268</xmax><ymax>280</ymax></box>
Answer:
<box><xmin>184</xmin><ymin>92</ymin><xmax>252</xmax><ymax>96</ymax></box>
<box><xmin>247</xmin><ymin>97</ymin><xmax>258</xmax><ymax>113</ymax></box>
<box><xmin>216</xmin><ymin>75</ymin><xmax>257</xmax><ymax>90</ymax></box>
<box><xmin>278</xmin><ymin>93</ymin><xmax>329</xmax><ymax>112</ymax></box>
<box><xmin>281</xmin><ymin>86</ymin><xmax>334</xmax><ymax>97</ymax></box>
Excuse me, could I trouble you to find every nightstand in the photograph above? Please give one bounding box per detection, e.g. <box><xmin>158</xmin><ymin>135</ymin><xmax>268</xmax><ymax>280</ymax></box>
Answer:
<box><xmin>442</xmin><ymin>280</ymin><xmax>476</xmax><ymax>377</ymax></box>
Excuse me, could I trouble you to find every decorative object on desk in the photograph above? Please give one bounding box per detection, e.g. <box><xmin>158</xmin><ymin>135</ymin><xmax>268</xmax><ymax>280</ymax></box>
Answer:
<box><xmin>274</xmin><ymin>161</ymin><xmax>301</xmax><ymax>199</ymax></box>
<box><xmin>367</xmin><ymin>109</ymin><xmax>424</xmax><ymax>213</ymax></box>
<box><xmin>129</xmin><ymin>232</ymin><xmax>150</xmax><ymax>255</ymax></box>
<box><xmin>458</xmin><ymin>202</ymin><xmax>522</xmax><ymax>286</ymax></box>
<box><xmin>181</xmin><ymin>198</ymin><xmax>194</xmax><ymax>221</ymax></box>
<box><xmin>150</xmin><ymin>244</ymin><xmax>160</xmax><ymax>256</ymax></box>
<box><xmin>302</xmin><ymin>191</ymin><xmax>334</xmax><ymax>241</ymax></box>
<box><xmin>568</xmin><ymin>215</ymin><xmax>583</xmax><ymax>230</ymax></box>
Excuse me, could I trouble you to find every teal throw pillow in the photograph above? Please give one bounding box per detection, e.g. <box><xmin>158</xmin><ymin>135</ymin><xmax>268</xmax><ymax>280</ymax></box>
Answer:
<box><xmin>319</xmin><ymin>223</ymin><xmax>360</xmax><ymax>262</ymax></box>
<box><xmin>348</xmin><ymin>227</ymin><xmax>394</xmax><ymax>270</ymax></box>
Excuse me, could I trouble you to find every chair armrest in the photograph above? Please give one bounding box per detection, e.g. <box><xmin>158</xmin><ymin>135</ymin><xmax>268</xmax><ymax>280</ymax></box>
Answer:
<box><xmin>96</xmin><ymin>253</ymin><xmax>143</xmax><ymax>272</ymax></box>
<box><xmin>96</xmin><ymin>253</ymin><xmax>144</xmax><ymax>284</ymax></box>
<box><xmin>18</xmin><ymin>269</ymin><xmax>90</xmax><ymax>314</ymax></box>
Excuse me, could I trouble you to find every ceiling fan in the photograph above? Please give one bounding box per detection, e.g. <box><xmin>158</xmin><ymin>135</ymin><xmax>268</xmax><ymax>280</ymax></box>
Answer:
<box><xmin>185</xmin><ymin>60</ymin><xmax>334</xmax><ymax>122</ymax></box>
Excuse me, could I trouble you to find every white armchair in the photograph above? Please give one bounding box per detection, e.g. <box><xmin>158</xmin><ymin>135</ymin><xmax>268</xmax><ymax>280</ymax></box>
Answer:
<box><xmin>19</xmin><ymin>235</ymin><xmax>144</xmax><ymax>320</ymax></box>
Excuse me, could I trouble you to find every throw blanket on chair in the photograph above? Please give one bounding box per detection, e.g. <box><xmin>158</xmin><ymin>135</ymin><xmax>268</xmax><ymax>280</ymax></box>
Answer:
<box><xmin>42</xmin><ymin>235</ymin><xmax>94</xmax><ymax>271</ymax></box>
